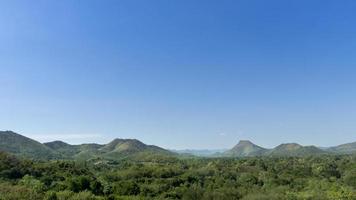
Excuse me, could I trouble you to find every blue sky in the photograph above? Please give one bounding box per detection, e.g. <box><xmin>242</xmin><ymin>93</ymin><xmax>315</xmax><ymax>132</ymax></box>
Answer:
<box><xmin>1</xmin><ymin>0</ymin><xmax>356</xmax><ymax>149</ymax></box>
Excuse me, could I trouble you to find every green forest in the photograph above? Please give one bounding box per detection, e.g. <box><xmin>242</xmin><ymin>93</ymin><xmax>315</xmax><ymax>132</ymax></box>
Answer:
<box><xmin>1</xmin><ymin>151</ymin><xmax>356</xmax><ymax>200</ymax></box>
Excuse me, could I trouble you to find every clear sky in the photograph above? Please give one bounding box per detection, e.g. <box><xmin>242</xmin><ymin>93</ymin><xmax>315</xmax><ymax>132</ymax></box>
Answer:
<box><xmin>1</xmin><ymin>0</ymin><xmax>356</xmax><ymax>149</ymax></box>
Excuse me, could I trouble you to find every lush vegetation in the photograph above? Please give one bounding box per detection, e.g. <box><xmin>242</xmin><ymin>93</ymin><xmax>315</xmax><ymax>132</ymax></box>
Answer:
<box><xmin>1</xmin><ymin>151</ymin><xmax>356</xmax><ymax>200</ymax></box>
<box><xmin>1</xmin><ymin>131</ymin><xmax>356</xmax><ymax>199</ymax></box>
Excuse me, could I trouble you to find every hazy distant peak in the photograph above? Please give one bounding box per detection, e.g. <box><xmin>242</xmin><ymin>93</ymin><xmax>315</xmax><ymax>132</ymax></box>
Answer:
<box><xmin>109</xmin><ymin>138</ymin><xmax>143</xmax><ymax>144</ymax></box>
<box><xmin>237</xmin><ymin>140</ymin><xmax>254</xmax><ymax>145</ymax></box>
<box><xmin>234</xmin><ymin>140</ymin><xmax>264</xmax><ymax>148</ymax></box>
<box><xmin>275</xmin><ymin>143</ymin><xmax>303</xmax><ymax>149</ymax></box>
<box><xmin>224</xmin><ymin>140</ymin><xmax>267</xmax><ymax>157</ymax></box>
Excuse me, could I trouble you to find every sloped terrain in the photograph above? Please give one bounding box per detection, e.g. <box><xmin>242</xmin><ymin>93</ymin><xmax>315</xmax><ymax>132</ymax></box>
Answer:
<box><xmin>0</xmin><ymin>131</ymin><xmax>59</xmax><ymax>159</ymax></box>
<box><xmin>224</xmin><ymin>140</ymin><xmax>267</xmax><ymax>157</ymax></box>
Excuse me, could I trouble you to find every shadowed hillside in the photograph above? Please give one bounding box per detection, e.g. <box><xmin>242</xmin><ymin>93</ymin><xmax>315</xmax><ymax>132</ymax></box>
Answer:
<box><xmin>0</xmin><ymin>131</ymin><xmax>59</xmax><ymax>159</ymax></box>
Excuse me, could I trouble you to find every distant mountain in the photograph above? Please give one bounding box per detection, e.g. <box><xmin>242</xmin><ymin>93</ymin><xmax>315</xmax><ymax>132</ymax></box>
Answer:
<box><xmin>2</xmin><ymin>130</ymin><xmax>356</xmax><ymax>159</ymax></box>
<box><xmin>0</xmin><ymin>131</ymin><xmax>59</xmax><ymax>159</ymax></box>
<box><xmin>327</xmin><ymin>142</ymin><xmax>356</xmax><ymax>154</ymax></box>
<box><xmin>44</xmin><ymin>137</ymin><xmax>174</xmax><ymax>160</ymax></box>
<box><xmin>172</xmin><ymin>149</ymin><xmax>227</xmax><ymax>157</ymax></box>
<box><xmin>1</xmin><ymin>131</ymin><xmax>174</xmax><ymax>161</ymax></box>
<box><xmin>44</xmin><ymin>140</ymin><xmax>72</xmax><ymax>149</ymax></box>
<box><xmin>44</xmin><ymin>141</ymin><xmax>103</xmax><ymax>160</ymax></box>
<box><xmin>99</xmin><ymin>138</ymin><xmax>174</xmax><ymax>160</ymax></box>
<box><xmin>266</xmin><ymin>143</ymin><xmax>326</xmax><ymax>157</ymax></box>
<box><xmin>44</xmin><ymin>140</ymin><xmax>79</xmax><ymax>158</ymax></box>
<box><xmin>100</xmin><ymin>139</ymin><xmax>147</xmax><ymax>153</ymax></box>
<box><xmin>223</xmin><ymin>140</ymin><xmax>267</xmax><ymax>157</ymax></box>
<box><xmin>73</xmin><ymin>143</ymin><xmax>105</xmax><ymax>160</ymax></box>
<box><xmin>224</xmin><ymin>141</ymin><xmax>331</xmax><ymax>157</ymax></box>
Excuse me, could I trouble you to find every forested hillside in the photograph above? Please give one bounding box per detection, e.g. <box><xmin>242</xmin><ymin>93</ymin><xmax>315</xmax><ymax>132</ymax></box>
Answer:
<box><xmin>0</xmin><ymin>131</ymin><xmax>60</xmax><ymax>159</ymax></box>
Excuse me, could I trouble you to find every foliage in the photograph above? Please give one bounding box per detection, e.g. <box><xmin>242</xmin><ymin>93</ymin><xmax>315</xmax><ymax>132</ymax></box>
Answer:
<box><xmin>1</xmin><ymin>151</ymin><xmax>356</xmax><ymax>199</ymax></box>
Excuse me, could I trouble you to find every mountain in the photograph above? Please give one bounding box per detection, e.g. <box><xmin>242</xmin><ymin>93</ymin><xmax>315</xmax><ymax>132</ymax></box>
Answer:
<box><xmin>172</xmin><ymin>149</ymin><xmax>227</xmax><ymax>157</ymax></box>
<box><xmin>99</xmin><ymin>138</ymin><xmax>174</xmax><ymax>160</ymax></box>
<box><xmin>327</xmin><ymin>142</ymin><xmax>356</xmax><ymax>154</ymax></box>
<box><xmin>45</xmin><ymin>138</ymin><xmax>174</xmax><ymax>160</ymax></box>
<box><xmin>44</xmin><ymin>141</ymin><xmax>103</xmax><ymax>160</ymax></box>
<box><xmin>266</xmin><ymin>143</ymin><xmax>326</xmax><ymax>156</ymax></box>
<box><xmin>100</xmin><ymin>139</ymin><xmax>147</xmax><ymax>153</ymax></box>
<box><xmin>73</xmin><ymin>143</ymin><xmax>105</xmax><ymax>160</ymax></box>
<box><xmin>223</xmin><ymin>140</ymin><xmax>268</xmax><ymax>157</ymax></box>
<box><xmin>0</xmin><ymin>131</ymin><xmax>59</xmax><ymax>159</ymax></box>
<box><xmin>2</xmin><ymin>130</ymin><xmax>356</xmax><ymax>160</ymax></box>
<box><xmin>44</xmin><ymin>140</ymin><xmax>72</xmax><ymax>149</ymax></box>
<box><xmin>224</xmin><ymin>141</ymin><xmax>331</xmax><ymax>157</ymax></box>
<box><xmin>1</xmin><ymin>131</ymin><xmax>174</xmax><ymax>161</ymax></box>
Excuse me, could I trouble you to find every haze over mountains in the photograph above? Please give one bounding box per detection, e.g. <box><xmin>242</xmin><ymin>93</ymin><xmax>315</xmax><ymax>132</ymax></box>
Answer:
<box><xmin>1</xmin><ymin>131</ymin><xmax>356</xmax><ymax>160</ymax></box>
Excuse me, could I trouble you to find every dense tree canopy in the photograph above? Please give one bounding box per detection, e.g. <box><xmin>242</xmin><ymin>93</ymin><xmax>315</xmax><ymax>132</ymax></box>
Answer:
<box><xmin>0</xmin><ymin>151</ymin><xmax>356</xmax><ymax>199</ymax></box>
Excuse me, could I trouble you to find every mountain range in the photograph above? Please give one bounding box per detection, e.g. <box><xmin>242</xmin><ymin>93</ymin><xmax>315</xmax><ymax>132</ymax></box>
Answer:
<box><xmin>223</xmin><ymin>140</ymin><xmax>356</xmax><ymax>157</ymax></box>
<box><xmin>0</xmin><ymin>131</ymin><xmax>60</xmax><ymax>159</ymax></box>
<box><xmin>171</xmin><ymin>149</ymin><xmax>227</xmax><ymax>157</ymax></box>
<box><xmin>0</xmin><ymin>131</ymin><xmax>174</xmax><ymax>160</ymax></box>
<box><xmin>1</xmin><ymin>131</ymin><xmax>356</xmax><ymax>160</ymax></box>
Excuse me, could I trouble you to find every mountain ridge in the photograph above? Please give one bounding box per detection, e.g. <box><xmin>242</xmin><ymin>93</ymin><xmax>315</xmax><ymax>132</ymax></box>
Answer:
<box><xmin>327</xmin><ymin>141</ymin><xmax>356</xmax><ymax>154</ymax></box>
<box><xmin>223</xmin><ymin>140</ymin><xmax>356</xmax><ymax>157</ymax></box>
<box><xmin>0</xmin><ymin>131</ymin><xmax>60</xmax><ymax>159</ymax></box>
<box><xmin>1</xmin><ymin>131</ymin><xmax>173</xmax><ymax>161</ymax></box>
<box><xmin>1</xmin><ymin>131</ymin><xmax>356</xmax><ymax>159</ymax></box>
<box><xmin>265</xmin><ymin>143</ymin><xmax>326</xmax><ymax>157</ymax></box>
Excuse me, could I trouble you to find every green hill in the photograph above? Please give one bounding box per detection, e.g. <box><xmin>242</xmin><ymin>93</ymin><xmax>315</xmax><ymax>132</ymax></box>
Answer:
<box><xmin>327</xmin><ymin>142</ymin><xmax>356</xmax><ymax>154</ymax></box>
<box><xmin>44</xmin><ymin>141</ymin><xmax>79</xmax><ymax>158</ymax></box>
<box><xmin>224</xmin><ymin>141</ymin><xmax>329</xmax><ymax>157</ymax></box>
<box><xmin>224</xmin><ymin>140</ymin><xmax>267</xmax><ymax>157</ymax></box>
<box><xmin>44</xmin><ymin>138</ymin><xmax>174</xmax><ymax>161</ymax></box>
<box><xmin>72</xmin><ymin>143</ymin><xmax>104</xmax><ymax>160</ymax></box>
<box><xmin>0</xmin><ymin>131</ymin><xmax>59</xmax><ymax>159</ymax></box>
<box><xmin>44</xmin><ymin>141</ymin><xmax>103</xmax><ymax>160</ymax></box>
<box><xmin>99</xmin><ymin>139</ymin><xmax>147</xmax><ymax>153</ymax></box>
<box><xmin>266</xmin><ymin>143</ymin><xmax>326</xmax><ymax>156</ymax></box>
<box><xmin>99</xmin><ymin>138</ymin><xmax>174</xmax><ymax>160</ymax></box>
